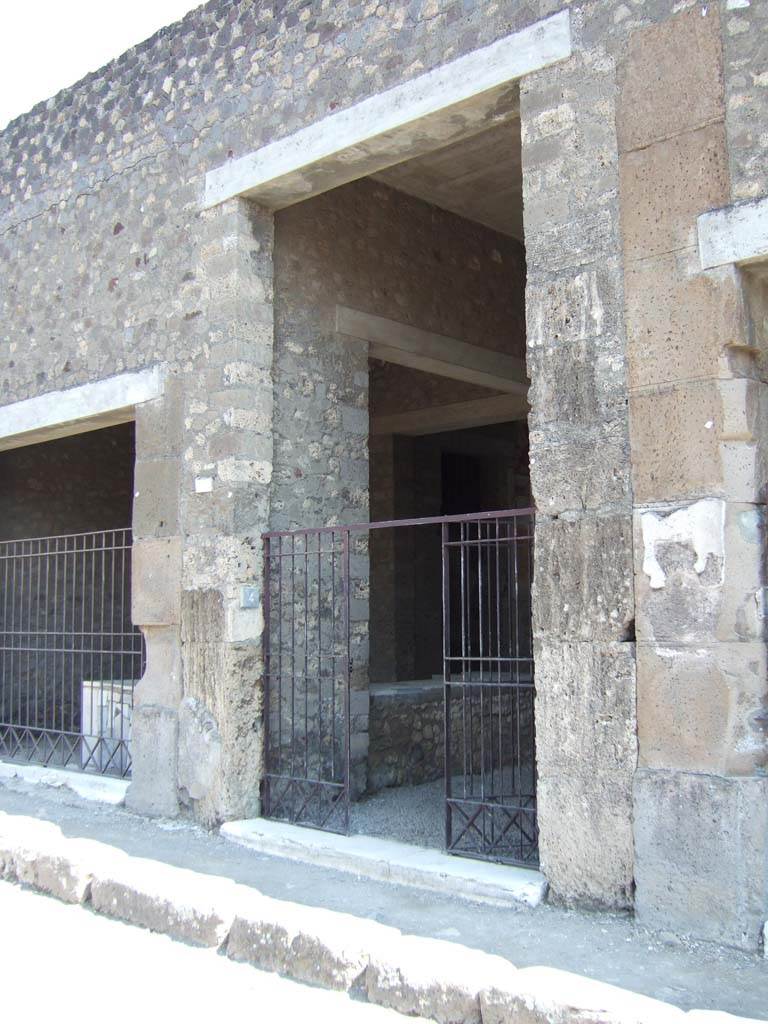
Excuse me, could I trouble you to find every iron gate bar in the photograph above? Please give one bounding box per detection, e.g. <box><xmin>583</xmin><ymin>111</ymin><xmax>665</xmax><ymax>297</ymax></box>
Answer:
<box><xmin>262</xmin><ymin>508</ymin><xmax>537</xmax><ymax>866</ymax></box>
<box><xmin>0</xmin><ymin>528</ymin><xmax>144</xmax><ymax>778</ymax></box>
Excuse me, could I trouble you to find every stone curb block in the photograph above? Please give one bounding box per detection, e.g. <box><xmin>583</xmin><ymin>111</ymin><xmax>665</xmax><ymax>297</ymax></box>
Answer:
<box><xmin>0</xmin><ymin>812</ymin><xmax>764</xmax><ymax>1024</ymax></box>
<box><xmin>89</xmin><ymin>857</ymin><xmax>238</xmax><ymax>949</ymax></box>
<box><xmin>227</xmin><ymin>890</ymin><xmax>400</xmax><ymax>991</ymax></box>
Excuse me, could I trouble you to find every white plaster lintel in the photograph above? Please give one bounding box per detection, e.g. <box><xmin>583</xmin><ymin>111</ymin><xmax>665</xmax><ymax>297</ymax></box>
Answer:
<box><xmin>698</xmin><ymin>195</ymin><xmax>768</xmax><ymax>270</ymax></box>
<box><xmin>203</xmin><ymin>10</ymin><xmax>571</xmax><ymax>210</ymax></box>
<box><xmin>0</xmin><ymin>366</ymin><xmax>166</xmax><ymax>452</ymax></box>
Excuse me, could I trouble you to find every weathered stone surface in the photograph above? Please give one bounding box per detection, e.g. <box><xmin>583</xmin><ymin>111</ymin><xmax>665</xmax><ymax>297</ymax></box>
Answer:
<box><xmin>481</xmin><ymin>965</ymin><xmax>687</xmax><ymax>1024</ymax></box>
<box><xmin>634</xmin><ymin>500</ymin><xmax>766</xmax><ymax>646</ymax></box>
<box><xmin>634</xmin><ymin>770</ymin><xmax>768</xmax><ymax>951</ymax></box>
<box><xmin>625</xmin><ymin>253</ymin><xmax>751</xmax><ymax>391</ymax></box>
<box><xmin>636</xmin><ymin>641</ymin><xmax>768</xmax><ymax>776</ymax></box>
<box><xmin>529</xmin><ymin>431</ymin><xmax>631</xmax><ymax>516</ymax></box>
<box><xmin>125</xmin><ymin>704</ymin><xmax>179</xmax><ymax>818</ymax></box>
<box><xmin>617</xmin><ymin>5</ymin><xmax>724</xmax><ymax>155</ymax></box>
<box><xmin>227</xmin><ymin>890</ymin><xmax>392</xmax><ymax>991</ymax></box>
<box><xmin>90</xmin><ymin>856</ymin><xmax>237</xmax><ymax>947</ymax></box>
<box><xmin>630</xmin><ymin>380</ymin><xmax>768</xmax><ymax>505</ymax></box>
<box><xmin>177</xmin><ymin>696</ymin><xmax>222</xmax><ymax>802</ymax></box>
<box><xmin>133</xmin><ymin>458</ymin><xmax>181</xmax><ymax>538</ymax></box>
<box><xmin>721</xmin><ymin>0</ymin><xmax>768</xmax><ymax>201</ymax></box>
<box><xmin>366</xmin><ymin>934</ymin><xmax>515</xmax><ymax>1024</ymax></box>
<box><xmin>535</xmin><ymin>640</ymin><xmax>637</xmax><ymax>776</ymax></box>
<box><xmin>131</xmin><ymin>536</ymin><xmax>182</xmax><ymax>626</ymax></box>
<box><xmin>620</xmin><ymin>123</ymin><xmax>730</xmax><ymax>262</ymax></box>
<box><xmin>537</xmin><ymin>771</ymin><xmax>635</xmax><ymax>910</ymax></box>
<box><xmin>533</xmin><ymin>514</ymin><xmax>635</xmax><ymax>642</ymax></box>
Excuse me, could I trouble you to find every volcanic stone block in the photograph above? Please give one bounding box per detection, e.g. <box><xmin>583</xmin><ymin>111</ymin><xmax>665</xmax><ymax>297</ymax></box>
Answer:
<box><xmin>537</xmin><ymin>771</ymin><xmax>635</xmax><ymax>910</ymax></box>
<box><xmin>617</xmin><ymin>5</ymin><xmax>725</xmax><ymax>154</ymax></box>
<box><xmin>625</xmin><ymin>253</ymin><xmax>750</xmax><ymax>391</ymax></box>
<box><xmin>620</xmin><ymin>123</ymin><xmax>730</xmax><ymax>262</ymax></box>
<box><xmin>533</xmin><ymin>513</ymin><xmax>634</xmax><ymax>642</ymax></box>
<box><xmin>528</xmin><ymin>431</ymin><xmax>631</xmax><ymax>516</ymax></box>
<box><xmin>634</xmin><ymin>769</ymin><xmax>768</xmax><ymax>950</ymax></box>
<box><xmin>636</xmin><ymin>642</ymin><xmax>768</xmax><ymax>776</ymax></box>
<box><xmin>131</xmin><ymin>536</ymin><xmax>182</xmax><ymax>626</ymax></box>
<box><xmin>634</xmin><ymin>500</ymin><xmax>766</xmax><ymax>645</ymax></box>
<box><xmin>534</xmin><ymin>640</ymin><xmax>637</xmax><ymax>776</ymax></box>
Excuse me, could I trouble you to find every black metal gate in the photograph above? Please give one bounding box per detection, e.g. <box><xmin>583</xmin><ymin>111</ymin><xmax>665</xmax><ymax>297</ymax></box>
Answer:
<box><xmin>442</xmin><ymin>511</ymin><xmax>537</xmax><ymax>866</ymax></box>
<box><xmin>262</xmin><ymin>510</ymin><xmax>537</xmax><ymax>865</ymax></box>
<box><xmin>0</xmin><ymin>528</ymin><xmax>145</xmax><ymax>777</ymax></box>
<box><xmin>262</xmin><ymin>527</ymin><xmax>352</xmax><ymax>833</ymax></box>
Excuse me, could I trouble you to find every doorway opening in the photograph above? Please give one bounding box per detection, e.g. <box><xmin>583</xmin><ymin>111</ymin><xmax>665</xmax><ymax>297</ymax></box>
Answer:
<box><xmin>268</xmin><ymin>101</ymin><xmax>534</xmax><ymax>864</ymax></box>
<box><xmin>0</xmin><ymin>423</ymin><xmax>144</xmax><ymax>777</ymax></box>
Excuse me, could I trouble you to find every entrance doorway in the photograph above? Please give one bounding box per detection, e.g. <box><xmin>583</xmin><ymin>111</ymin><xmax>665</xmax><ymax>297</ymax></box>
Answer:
<box><xmin>261</xmin><ymin>506</ymin><xmax>537</xmax><ymax>867</ymax></box>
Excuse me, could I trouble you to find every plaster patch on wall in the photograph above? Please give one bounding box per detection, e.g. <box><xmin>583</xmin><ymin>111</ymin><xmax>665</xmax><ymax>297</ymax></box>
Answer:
<box><xmin>641</xmin><ymin>499</ymin><xmax>725</xmax><ymax>589</ymax></box>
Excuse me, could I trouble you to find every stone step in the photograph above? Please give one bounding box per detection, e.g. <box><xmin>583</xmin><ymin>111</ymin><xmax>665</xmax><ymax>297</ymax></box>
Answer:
<box><xmin>221</xmin><ymin>817</ymin><xmax>547</xmax><ymax>909</ymax></box>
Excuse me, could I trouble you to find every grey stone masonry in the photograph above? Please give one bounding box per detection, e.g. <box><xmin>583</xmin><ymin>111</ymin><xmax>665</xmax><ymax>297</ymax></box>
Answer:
<box><xmin>1</xmin><ymin>0</ymin><xmax>768</xmax><ymax>952</ymax></box>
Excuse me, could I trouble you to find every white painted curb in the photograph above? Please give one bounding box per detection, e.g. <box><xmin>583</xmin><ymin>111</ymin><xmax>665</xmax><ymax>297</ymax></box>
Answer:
<box><xmin>221</xmin><ymin>818</ymin><xmax>547</xmax><ymax>908</ymax></box>
<box><xmin>0</xmin><ymin>812</ymin><xmax>763</xmax><ymax>1024</ymax></box>
<box><xmin>0</xmin><ymin>761</ymin><xmax>128</xmax><ymax>806</ymax></box>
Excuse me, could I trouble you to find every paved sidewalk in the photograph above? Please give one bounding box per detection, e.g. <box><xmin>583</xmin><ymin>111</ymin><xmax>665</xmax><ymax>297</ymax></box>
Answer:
<box><xmin>0</xmin><ymin>778</ymin><xmax>765</xmax><ymax>1021</ymax></box>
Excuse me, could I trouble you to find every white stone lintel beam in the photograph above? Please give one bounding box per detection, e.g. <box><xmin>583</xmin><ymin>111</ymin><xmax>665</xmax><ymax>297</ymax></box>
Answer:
<box><xmin>372</xmin><ymin>394</ymin><xmax>528</xmax><ymax>436</ymax></box>
<box><xmin>698</xmin><ymin>195</ymin><xmax>768</xmax><ymax>269</ymax></box>
<box><xmin>337</xmin><ymin>306</ymin><xmax>528</xmax><ymax>395</ymax></box>
<box><xmin>203</xmin><ymin>10</ymin><xmax>571</xmax><ymax>210</ymax></box>
<box><xmin>0</xmin><ymin>366</ymin><xmax>166</xmax><ymax>452</ymax></box>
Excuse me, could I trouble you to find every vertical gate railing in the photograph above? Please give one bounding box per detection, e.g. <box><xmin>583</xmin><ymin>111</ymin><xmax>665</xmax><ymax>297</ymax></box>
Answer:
<box><xmin>0</xmin><ymin>528</ymin><xmax>144</xmax><ymax>778</ymax></box>
<box><xmin>263</xmin><ymin>509</ymin><xmax>537</xmax><ymax>864</ymax></box>
<box><xmin>262</xmin><ymin>527</ymin><xmax>351</xmax><ymax>833</ymax></box>
<box><xmin>442</xmin><ymin>510</ymin><xmax>537</xmax><ymax>866</ymax></box>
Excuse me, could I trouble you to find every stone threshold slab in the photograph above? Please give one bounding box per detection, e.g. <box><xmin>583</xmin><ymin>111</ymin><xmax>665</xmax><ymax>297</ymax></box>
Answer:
<box><xmin>221</xmin><ymin>817</ymin><xmax>547</xmax><ymax>908</ymax></box>
<box><xmin>0</xmin><ymin>760</ymin><xmax>128</xmax><ymax>806</ymax></box>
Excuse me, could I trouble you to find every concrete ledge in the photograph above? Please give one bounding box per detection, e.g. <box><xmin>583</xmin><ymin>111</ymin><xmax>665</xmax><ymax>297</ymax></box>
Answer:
<box><xmin>203</xmin><ymin>11</ymin><xmax>571</xmax><ymax>209</ymax></box>
<box><xmin>698</xmin><ymin>196</ymin><xmax>768</xmax><ymax>269</ymax></box>
<box><xmin>0</xmin><ymin>366</ymin><xmax>166</xmax><ymax>452</ymax></box>
<box><xmin>0</xmin><ymin>811</ymin><xmax>763</xmax><ymax>1024</ymax></box>
<box><xmin>221</xmin><ymin>818</ymin><xmax>548</xmax><ymax>909</ymax></box>
<box><xmin>0</xmin><ymin>761</ymin><xmax>129</xmax><ymax>806</ymax></box>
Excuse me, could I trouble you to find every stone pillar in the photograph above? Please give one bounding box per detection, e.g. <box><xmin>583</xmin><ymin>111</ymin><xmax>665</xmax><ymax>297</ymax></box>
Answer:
<box><xmin>127</xmin><ymin>374</ymin><xmax>184</xmax><ymax>818</ymax></box>
<box><xmin>618</xmin><ymin>6</ymin><xmax>768</xmax><ymax>950</ymax></box>
<box><xmin>521</xmin><ymin>51</ymin><xmax>637</xmax><ymax>906</ymax></box>
<box><xmin>176</xmin><ymin>197</ymin><xmax>275</xmax><ymax>827</ymax></box>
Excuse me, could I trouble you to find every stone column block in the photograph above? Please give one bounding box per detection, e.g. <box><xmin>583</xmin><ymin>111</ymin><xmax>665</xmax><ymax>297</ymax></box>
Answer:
<box><xmin>634</xmin><ymin>499</ymin><xmax>766</xmax><ymax>645</ymax></box>
<box><xmin>533</xmin><ymin>514</ymin><xmax>634</xmax><ymax>642</ymax></box>
<box><xmin>629</xmin><ymin>379</ymin><xmax>768</xmax><ymax>504</ymax></box>
<box><xmin>625</xmin><ymin>253</ymin><xmax>750</xmax><ymax>391</ymax></box>
<box><xmin>636</xmin><ymin>641</ymin><xmax>768</xmax><ymax>775</ymax></box>
<box><xmin>131</xmin><ymin>536</ymin><xmax>182</xmax><ymax>626</ymax></box>
<box><xmin>616</xmin><ymin>5</ymin><xmax>724</xmax><ymax>154</ymax></box>
<box><xmin>126</xmin><ymin>704</ymin><xmax>179</xmax><ymax>818</ymax></box>
<box><xmin>633</xmin><ymin>769</ymin><xmax>768</xmax><ymax>951</ymax></box>
<box><xmin>620</xmin><ymin>123</ymin><xmax>730</xmax><ymax>262</ymax></box>
<box><xmin>535</xmin><ymin>639</ymin><xmax>637</xmax><ymax>910</ymax></box>
<box><xmin>133</xmin><ymin>458</ymin><xmax>181</xmax><ymax>538</ymax></box>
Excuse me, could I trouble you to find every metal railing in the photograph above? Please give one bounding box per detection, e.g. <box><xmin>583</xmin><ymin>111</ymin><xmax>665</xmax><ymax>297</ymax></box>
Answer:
<box><xmin>0</xmin><ymin>528</ymin><xmax>144</xmax><ymax>778</ymax></box>
<box><xmin>262</xmin><ymin>508</ymin><xmax>537</xmax><ymax>865</ymax></box>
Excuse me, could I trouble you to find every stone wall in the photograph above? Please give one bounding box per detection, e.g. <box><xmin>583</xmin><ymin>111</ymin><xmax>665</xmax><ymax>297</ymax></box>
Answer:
<box><xmin>1</xmin><ymin>0</ymin><xmax>767</xmax><ymax>947</ymax></box>
<box><xmin>617</xmin><ymin>4</ymin><xmax>768</xmax><ymax>950</ymax></box>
